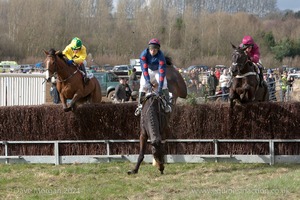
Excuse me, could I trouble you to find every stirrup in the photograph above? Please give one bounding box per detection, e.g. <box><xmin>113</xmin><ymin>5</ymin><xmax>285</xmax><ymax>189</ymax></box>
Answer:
<box><xmin>164</xmin><ymin>105</ymin><xmax>172</xmax><ymax>113</ymax></box>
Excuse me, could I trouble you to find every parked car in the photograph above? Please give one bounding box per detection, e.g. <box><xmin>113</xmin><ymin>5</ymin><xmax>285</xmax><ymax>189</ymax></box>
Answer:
<box><xmin>184</xmin><ymin>65</ymin><xmax>209</xmax><ymax>73</ymax></box>
<box><xmin>287</xmin><ymin>73</ymin><xmax>300</xmax><ymax>80</ymax></box>
<box><xmin>19</xmin><ymin>64</ymin><xmax>34</xmax><ymax>73</ymax></box>
<box><xmin>112</xmin><ymin>65</ymin><xmax>133</xmax><ymax>76</ymax></box>
<box><xmin>93</xmin><ymin>71</ymin><xmax>138</xmax><ymax>101</ymax></box>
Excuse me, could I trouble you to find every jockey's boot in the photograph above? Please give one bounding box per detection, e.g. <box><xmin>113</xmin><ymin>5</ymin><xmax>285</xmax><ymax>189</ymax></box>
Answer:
<box><xmin>81</xmin><ymin>66</ymin><xmax>89</xmax><ymax>85</ymax></box>
<box><xmin>258</xmin><ymin>68</ymin><xmax>263</xmax><ymax>87</ymax></box>
<box><xmin>162</xmin><ymin>89</ymin><xmax>172</xmax><ymax>113</ymax></box>
<box><xmin>134</xmin><ymin>92</ymin><xmax>145</xmax><ymax>116</ymax></box>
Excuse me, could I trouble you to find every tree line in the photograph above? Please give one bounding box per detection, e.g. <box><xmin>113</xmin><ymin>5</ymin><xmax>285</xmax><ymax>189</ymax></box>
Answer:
<box><xmin>1</xmin><ymin>0</ymin><xmax>300</xmax><ymax>69</ymax></box>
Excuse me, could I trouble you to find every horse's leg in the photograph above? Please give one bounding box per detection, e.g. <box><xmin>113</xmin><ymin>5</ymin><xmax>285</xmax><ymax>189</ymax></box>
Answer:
<box><xmin>152</xmin><ymin>140</ymin><xmax>165</xmax><ymax>174</ymax></box>
<box><xmin>128</xmin><ymin>132</ymin><xmax>148</xmax><ymax>175</ymax></box>
<box><xmin>59</xmin><ymin>94</ymin><xmax>70</xmax><ymax>112</ymax></box>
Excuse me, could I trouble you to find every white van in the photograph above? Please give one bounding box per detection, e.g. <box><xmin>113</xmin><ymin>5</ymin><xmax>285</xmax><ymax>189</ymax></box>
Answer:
<box><xmin>0</xmin><ymin>61</ymin><xmax>18</xmax><ymax>72</ymax></box>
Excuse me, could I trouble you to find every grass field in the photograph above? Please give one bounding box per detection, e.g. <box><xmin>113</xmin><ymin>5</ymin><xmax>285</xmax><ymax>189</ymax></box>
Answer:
<box><xmin>0</xmin><ymin>162</ymin><xmax>299</xmax><ymax>200</ymax></box>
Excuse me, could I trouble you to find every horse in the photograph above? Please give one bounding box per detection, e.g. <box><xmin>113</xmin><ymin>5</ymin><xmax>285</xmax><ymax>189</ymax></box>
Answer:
<box><xmin>165</xmin><ymin>56</ymin><xmax>187</xmax><ymax>104</ymax></box>
<box><xmin>44</xmin><ymin>49</ymin><xmax>102</xmax><ymax>112</ymax></box>
<box><xmin>229</xmin><ymin>44</ymin><xmax>269</xmax><ymax>108</ymax></box>
<box><xmin>128</xmin><ymin>93</ymin><xmax>170</xmax><ymax>175</ymax></box>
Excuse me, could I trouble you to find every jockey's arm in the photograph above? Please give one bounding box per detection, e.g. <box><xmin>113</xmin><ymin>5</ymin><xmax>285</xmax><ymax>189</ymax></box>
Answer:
<box><xmin>73</xmin><ymin>46</ymin><xmax>87</xmax><ymax>65</ymax></box>
<box><xmin>140</xmin><ymin>54</ymin><xmax>150</xmax><ymax>83</ymax></box>
<box><xmin>158</xmin><ymin>56</ymin><xmax>166</xmax><ymax>90</ymax></box>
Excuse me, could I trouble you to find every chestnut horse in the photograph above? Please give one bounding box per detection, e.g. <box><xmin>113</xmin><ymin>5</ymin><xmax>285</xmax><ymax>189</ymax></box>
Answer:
<box><xmin>44</xmin><ymin>49</ymin><xmax>102</xmax><ymax>112</ymax></box>
<box><xmin>229</xmin><ymin>44</ymin><xmax>268</xmax><ymax>108</ymax></box>
<box><xmin>128</xmin><ymin>93</ymin><xmax>170</xmax><ymax>175</ymax></box>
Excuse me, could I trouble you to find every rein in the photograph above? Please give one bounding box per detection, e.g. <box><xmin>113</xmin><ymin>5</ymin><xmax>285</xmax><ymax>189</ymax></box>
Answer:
<box><xmin>47</xmin><ymin>55</ymin><xmax>79</xmax><ymax>83</ymax></box>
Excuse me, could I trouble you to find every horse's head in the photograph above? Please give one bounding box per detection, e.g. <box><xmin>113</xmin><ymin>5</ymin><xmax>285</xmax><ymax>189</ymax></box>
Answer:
<box><xmin>43</xmin><ymin>49</ymin><xmax>60</xmax><ymax>81</ymax></box>
<box><xmin>231</xmin><ymin>44</ymin><xmax>249</xmax><ymax>75</ymax></box>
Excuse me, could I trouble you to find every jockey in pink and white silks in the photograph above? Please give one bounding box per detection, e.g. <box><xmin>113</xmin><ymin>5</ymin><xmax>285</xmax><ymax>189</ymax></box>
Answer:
<box><xmin>135</xmin><ymin>38</ymin><xmax>171</xmax><ymax>116</ymax></box>
<box><xmin>239</xmin><ymin>35</ymin><xmax>264</xmax><ymax>87</ymax></box>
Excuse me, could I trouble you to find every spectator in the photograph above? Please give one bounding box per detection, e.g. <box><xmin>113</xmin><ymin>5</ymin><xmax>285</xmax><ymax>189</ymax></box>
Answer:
<box><xmin>219</xmin><ymin>69</ymin><xmax>230</xmax><ymax>101</ymax></box>
<box><xmin>267</xmin><ymin>73</ymin><xmax>276</xmax><ymax>101</ymax></box>
<box><xmin>287</xmin><ymin>76</ymin><xmax>294</xmax><ymax>92</ymax></box>
<box><xmin>207</xmin><ymin>70</ymin><xmax>219</xmax><ymax>98</ymax></box>
<box><xmin>114</xmin><ymin>78</ymin><xmax>127</xmax><ymax>103</ymax></box>
<box><xmin>124</xmin><ymin>79</ymin><xmax>132</xmax><ymax>102</ymax></box>
<box><xmin>50</xmin><ymin>77</ymin><xmax>60</xmax><ymax>104</ymax></box>
<box><xmin>280</xmin><ymin>73</ymin><xmax>288</xmax><ymax>101</ymax></box>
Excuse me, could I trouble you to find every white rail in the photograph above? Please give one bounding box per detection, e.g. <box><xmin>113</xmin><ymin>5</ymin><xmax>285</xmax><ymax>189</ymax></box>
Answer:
<box><xmin>1</xmin><ymin>139</ymin><xmax>300</xmax><ymax>165</ymax></box>
<box><xmin>0</xmin><ymin>73</ymin><xmax>46</xmax><ymax>106</ymax></box>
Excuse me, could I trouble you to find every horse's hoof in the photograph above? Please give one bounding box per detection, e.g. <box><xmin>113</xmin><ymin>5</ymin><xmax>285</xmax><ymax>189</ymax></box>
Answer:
<box><xmin>127</xmin><ymin>170</ymin><xmax>137</xmax><ymax>175</ymax></box>
<box><xmin>160</xmin><ymin>171</ymin><xmax>164</xmax><ymax>175</ymax></box>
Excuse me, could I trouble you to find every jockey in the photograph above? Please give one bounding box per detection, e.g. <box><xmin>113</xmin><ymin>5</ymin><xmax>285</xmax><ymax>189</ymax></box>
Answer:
<box><xmin>62</xmin><ymin>37</ymin><xmax>89</xmax><ymax>84</ymax></box>
<box><xmin>134</xmin><ymin>38</ymin><xmax>171</xmax><ymax>116</ymax></box>
<box><xmin>240</xmin><ymin>35</ymin><xmax>264</xmax><ymax>87</ymax></box>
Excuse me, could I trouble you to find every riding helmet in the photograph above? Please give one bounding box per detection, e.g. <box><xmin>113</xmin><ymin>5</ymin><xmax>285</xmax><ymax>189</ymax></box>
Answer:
<box><xmin>71</xmin><ymin>37</ymin><xmax>82</xmax><ymax>50</ymax></box>
<box><xmin>148</xmin><ymin>38</ymin><xmax>160</xmax><ymax>49</ymax></box>
<box><xmin>242</xmin><ymin>35</ymin><xmax>254</xmax><ymax>47</ymax></box>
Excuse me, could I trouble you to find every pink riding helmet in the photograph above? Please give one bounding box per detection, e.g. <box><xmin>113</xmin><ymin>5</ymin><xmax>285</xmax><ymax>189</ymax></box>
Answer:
<box><xmin>242</xmin><ymin>35</ymin><xmax>254</xmax><ymax>45</ymax></box>
<box><xmin>148</xmin><ymin>38</ymin><xmax>161</xmax><ymax>47</ymax></box>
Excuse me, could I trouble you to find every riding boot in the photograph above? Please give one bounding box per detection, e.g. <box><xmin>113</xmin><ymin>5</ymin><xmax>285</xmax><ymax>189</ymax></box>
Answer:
<box><xmin>162</xmin><ymin>89</ymin><xmax>172</xmax><ymax>113</ymax></box>
<box><xmin>81</xmin><ymin>66</ymin><xmax>89</xmax><ymax>85</ymax></box>
<box><xmin>134</xmin><ymin>92</ymin><xmax>145</xmax><ymax>116</ymax></box>
<box><xmin>259</xmin><ymin>68</ymin><xmax>263</xmax><ymax>87</ymax></box>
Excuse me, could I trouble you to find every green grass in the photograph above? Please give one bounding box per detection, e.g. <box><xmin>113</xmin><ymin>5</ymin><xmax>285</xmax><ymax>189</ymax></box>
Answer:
<box><xmin>0</xmin><ymin>162</ymin><xmax>299</xmax><ymax>199</ymax></box>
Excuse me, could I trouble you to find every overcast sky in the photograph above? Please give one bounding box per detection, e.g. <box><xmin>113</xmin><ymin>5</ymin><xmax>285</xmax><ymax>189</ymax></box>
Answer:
<box><xmin>277</xmin><ymin>0</ymin><xmax>300</xmax><ymax>11</ymax></box>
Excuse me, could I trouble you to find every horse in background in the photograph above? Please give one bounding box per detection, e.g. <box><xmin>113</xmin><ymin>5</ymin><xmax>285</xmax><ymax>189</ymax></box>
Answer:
<box><xmin>44</xmin><ymin>49</ymin><xmax>102</xmax><ymax>112</ymax></box>
<box><xmin>229</xmin><ymin>44</ymin><xmax>268</xmax><ymax>108</ymax></box>
<box><xmin>128</xmin><ymin>93</ymin><xmax>170</xmax><ymax>175</ymax></box>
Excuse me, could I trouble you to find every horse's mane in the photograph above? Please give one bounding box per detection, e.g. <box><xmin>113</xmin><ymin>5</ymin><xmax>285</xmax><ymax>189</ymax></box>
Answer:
<box><xmin>48</xmin><ymin>48</ymin><xmax>66</xmax><ymax>61</ymax></box>
<box><xmin>49</xmin><ymin>48</ymin><xmax>56</xmax><ymax>56</ymax></box>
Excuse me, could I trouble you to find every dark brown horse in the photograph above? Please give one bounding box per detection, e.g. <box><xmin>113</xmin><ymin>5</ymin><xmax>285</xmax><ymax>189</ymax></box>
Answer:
<box><xmin>148</xmin><ymin>56</ymin><xmax>187</xmax><ymax>104</ymax></box>
<box><xmin>165</xmin><ymin>56</ymin><xmax>187</xmax><ymax>103</ymax></box>
<box><xmin>44</xmin><ymin>49</ymin><xmax>102</xmax><ymax>112</ymax></box>
<box><xmin>229</xmin><ymin>44</ymin><xmax>268</xmax><ymax>108</ymax></box>
<box><xmin>128</xmin><ymin>93</ymin><xmax>170</xmax><ymax>175</ymax></box>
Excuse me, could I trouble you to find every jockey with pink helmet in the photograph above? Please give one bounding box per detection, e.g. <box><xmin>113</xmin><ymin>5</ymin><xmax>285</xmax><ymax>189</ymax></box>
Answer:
<box><xmin>134</xmin><ymin>38</ymin><xmax>171</xmax><ymax>116</ymax></box>
<box><xmin>240</xmin><ymin>35</ymin><xmax>260</xmax><ymax>63</ymax></box>
<box><xmin>240</xmin><ymin>35</ymin><xmax>264</xmax><ymax>87</ymax></box>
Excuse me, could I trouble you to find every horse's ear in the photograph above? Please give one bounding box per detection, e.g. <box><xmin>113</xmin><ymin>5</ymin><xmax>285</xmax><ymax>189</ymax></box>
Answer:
<box><xmin>43</xmin><ymin>49</ymin><xmax>49</xmax><ymax>55</ymax></box>
<box><xmin>230</xmin><ymin>42</ymin><xmax>236</xmax><ymax>49</ymax></box>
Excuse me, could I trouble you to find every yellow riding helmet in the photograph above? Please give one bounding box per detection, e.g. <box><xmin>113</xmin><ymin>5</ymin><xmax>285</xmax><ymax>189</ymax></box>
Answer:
<box><xmin>70</xmin><ymin>37</ymin><xmax>82</xmax><ymax>50</ymax></box>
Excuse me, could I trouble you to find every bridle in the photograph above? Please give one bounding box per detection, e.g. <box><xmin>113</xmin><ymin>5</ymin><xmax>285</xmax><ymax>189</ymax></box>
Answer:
<box><xmin>232</xmin><ymin>49</ymin><xmax>249</xmax><ymax>68</ymax></box>
<box><xmin>46</xmin><ymin>54</ymin><xmax>79</xmax><ymax>83</ymax></box>
<box><xmin>231</xmin><ymin>49</ymin><xmax>256</xmax><ymax>78</ymax></box>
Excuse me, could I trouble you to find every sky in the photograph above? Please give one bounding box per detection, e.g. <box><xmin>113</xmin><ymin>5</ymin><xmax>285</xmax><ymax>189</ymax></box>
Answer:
<box><xmin>277</xmin><ymin>0</ymin><xmax>300</xmax><ymax>11</ymax></box>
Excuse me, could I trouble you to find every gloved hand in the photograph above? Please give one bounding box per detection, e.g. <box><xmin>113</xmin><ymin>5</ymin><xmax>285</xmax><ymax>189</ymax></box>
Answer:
<box><xmin>67</xmin><ymin>60</ymin><xmax>73</xmax><ymax>65</ymax></box>
<box><xmin>146</xmin><ymin>83</ymin><xmax>152</xmax><ymax>92</ymax></box>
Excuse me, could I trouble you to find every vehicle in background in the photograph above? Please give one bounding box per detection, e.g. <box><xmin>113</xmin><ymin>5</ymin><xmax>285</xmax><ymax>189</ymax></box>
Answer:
<box><xmin>93</xmin><ymin>71</ymin><xmax>138</xmax><ymax>101</ymax></box>
<box><xmin>0</xmin><ymin>61</ymin><xmax>18</xmax><ymax>72</ymax></box>
<box><xmin>184</xmin><ymin>65</ymin><xmax>209</xmax><ymax>73</ymax></box>
<box><xmin>130</xmin><ymin>59</ymin><xmax>142</xmax><ymax>76</ymax></box>
<box><xmin>19</xmin><ymin>64</ymin><xmax>34</xmax><ymax>73</ymax></box>
<box><xmin>287</xmin><ymin>73</ymin><xmax>300</xmax><ymax>80</ymax></box>
<box><xmin>214</xmin><ymin>65</ymin><xmax>227</xmax><ymax>70</ymax></box>
<box><xmin>112</xmin><ymin>65</ymin><xmax>133</xmax><ymax>77</ymax></box>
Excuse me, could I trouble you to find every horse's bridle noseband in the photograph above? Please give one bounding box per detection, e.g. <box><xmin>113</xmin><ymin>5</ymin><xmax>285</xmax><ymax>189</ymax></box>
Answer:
<box><xmin>46</xmin><ymin>54</ymin><xmax>79</xmax><ymax>83</ymax></box>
